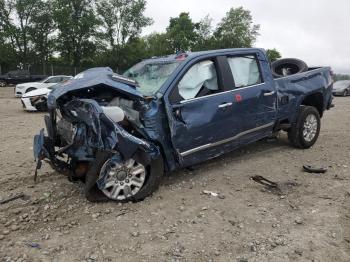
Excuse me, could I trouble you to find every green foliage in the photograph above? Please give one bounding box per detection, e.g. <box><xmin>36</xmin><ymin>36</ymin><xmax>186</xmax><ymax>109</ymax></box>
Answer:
<box><xmin>96</xmin><ymin>0</ymin><xmax>152</xmax><ymax>48</ymax></box>
<box><xmin>53</xmin><ymin>0</ymin><xmax>100</xmax><ymax>67</ymax></box>
<box><xmin>95</xmin><ymin>0</ymin><xmax>152</xmax><ymax>71</ymax></box>
<box><xmin>0</xmin><ymin>1</ymin><xmax>271</xmax><ymax>74</ymax></box>
<box><xmin>212</xmin><ymin>7</ymin><xmax>260</xmax><ymax>49</ymax></box>
<box><xmin>266</xmin><ymin>48</ymin><xmax>282</xmax><ymax>62</ymax></box>
<box><xmin>166</xmin><ymin>12</ymin><xmax>199</xmax><ymax>52</ymax></box>
<box><xmin>334</xmin><ymin>74</ymin><xmax>350</xmax><ymax>81</ymax></box>
<box><xmin>144</xmin><ymin>33</ymin><xmax>172</xmax><ymax>57</ymax></box>
<box><xmin>192</xmin><ymin>15</ymin><xmax>213</xmax><ymax>51</ymax></box>
<box><xmin>0</xmin><ymin>0</ymin><xmax>42</xmax><ymax>63</ymax></box>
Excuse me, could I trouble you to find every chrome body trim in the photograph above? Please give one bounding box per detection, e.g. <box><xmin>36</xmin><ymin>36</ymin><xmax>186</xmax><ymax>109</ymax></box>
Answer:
<box><xmin>180</xmin><ymin>122</ymin><xmax>274</xmax><ymax>157</ymax></box>
<box><xmin>179</xmin><ymin>83</ymin><xmax>266</xmax><ymax>104</ymax></box>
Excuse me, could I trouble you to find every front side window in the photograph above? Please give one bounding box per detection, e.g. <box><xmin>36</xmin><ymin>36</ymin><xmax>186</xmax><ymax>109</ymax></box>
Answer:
<box><xmin>46</xmin><ymin>77</ymin><xmax>60</xmax><ymax>83</ymax></box>
<box><xmin>61</xmin><ymin>76</ymin><xmax>71</xmax><ymax>82</ymax></box>
<box><xmin>227</xmin><ymin>56</ymin><xmax>262</xmax><ymax>88</ymax></box>
<box><xmin>178</xmin><ymin>60</ymin><xmax>218</xmax><ymax>100</ymax></box>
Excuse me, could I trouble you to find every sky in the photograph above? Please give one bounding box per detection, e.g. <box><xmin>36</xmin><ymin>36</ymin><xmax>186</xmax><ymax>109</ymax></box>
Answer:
<box><xmin>143</xmin><ymin>0</ymin><xmax>350</xmax><ymax>73</ymax></box>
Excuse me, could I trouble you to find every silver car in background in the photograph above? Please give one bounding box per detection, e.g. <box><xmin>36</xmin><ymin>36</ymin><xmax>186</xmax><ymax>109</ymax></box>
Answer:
<box><xmin>333</xmin><ymin>80</ymin><xmax>350</xmax><ymax>96</ymax></box>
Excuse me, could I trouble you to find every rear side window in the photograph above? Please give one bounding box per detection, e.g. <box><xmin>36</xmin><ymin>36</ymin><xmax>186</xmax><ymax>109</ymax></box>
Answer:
<box><xmin>178</xmin><ymin>60</ymin><xmax>219</xmax><ymax>100</ymax></box>
<box><xmin>62</xmin><ymin>76</ymin><xmax>71</xmax><ymax>82</ymax></box>
<box><xmin>227</xmin><ymin>56</ymin><xmax>262</xmax><ymax>88</ymax></box>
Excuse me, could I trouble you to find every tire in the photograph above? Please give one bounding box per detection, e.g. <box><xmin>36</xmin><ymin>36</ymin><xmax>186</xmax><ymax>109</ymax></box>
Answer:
<box><xmin>271</xmin><ymin>58</ymin><xmax>308</xmax><ymax>78</ymax></box>
<box><xmin>25</xmin><ymin>87</ymin><xmax>36</xmax><ymax>93</ymax></box>
<box><xmin>0</xmin><ymin>80</ymin><xmax>7</xmax><ymax>87</ymax></box>
<box><xmin>288</xmin><ymin>106</ymin><xmax>321</xmax><ymax>149</ymax></box>
<box><xmin>343</xmin><ymin>90</ymin><xmax>348</xmax><ymax>97</ymax></box>
<box><xmin>85</xmin><ymin>151</ymin><xmax>163</xmax><ymax>203</ymax></box>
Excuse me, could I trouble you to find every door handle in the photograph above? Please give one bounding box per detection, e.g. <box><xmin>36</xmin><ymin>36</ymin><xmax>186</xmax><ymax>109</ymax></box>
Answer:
<box><xmin>173</xmin><ymin>108</ymin><xmax>186</xmax><ymax>124</ymax></box>
<box><xmin>263</xmin><ymin>91</ymin><xmax>276</xmax><ymax>97</ymax></box>
<box><xmin>218</xmin><ymin>102</ymin><xmax>233</xmax><ymax>108</ymax></box>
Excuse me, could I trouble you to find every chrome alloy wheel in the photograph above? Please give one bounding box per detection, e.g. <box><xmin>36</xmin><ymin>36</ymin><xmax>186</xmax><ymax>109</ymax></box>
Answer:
<box><xmin>302</xmin><ymin>114</ymin><xmax>318</xmax><ymax>142</ymax></box>
<box><xmin>99</xmin><ymin>158</ymin><xmax>146</xmax><ymax>201</ymax></box>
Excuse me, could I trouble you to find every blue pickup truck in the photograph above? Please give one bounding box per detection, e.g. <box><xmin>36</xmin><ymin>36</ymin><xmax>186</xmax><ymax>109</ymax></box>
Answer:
<box><xmin>34</xmin><ymin>48</ymin><xmax>333</xmax><ymax>202</ymax></box>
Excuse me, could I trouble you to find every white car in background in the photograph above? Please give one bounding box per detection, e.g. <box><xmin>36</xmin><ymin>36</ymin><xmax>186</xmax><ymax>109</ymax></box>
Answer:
<box><xmin>15</xmin><ymin>75</ymin><xmax>72</xmax><ymax>97</ymax></box>
<box><xmin>21</xmin><ymin>78</ymin><xmax>72</xmax><ymax>111</ymax></box>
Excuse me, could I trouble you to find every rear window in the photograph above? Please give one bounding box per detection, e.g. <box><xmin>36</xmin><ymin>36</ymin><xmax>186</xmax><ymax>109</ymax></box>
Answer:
<box><xmin>227</xmin><ymin>56</ymin><xmax>262</xmax><ymax>88</ymax></box>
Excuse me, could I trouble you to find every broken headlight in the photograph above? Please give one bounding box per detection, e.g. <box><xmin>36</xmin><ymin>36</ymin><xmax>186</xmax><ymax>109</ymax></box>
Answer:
<box><xmin>30</xmin><ymin>95</ymin><xmax>45</xmax><ymax>104</ymax></box>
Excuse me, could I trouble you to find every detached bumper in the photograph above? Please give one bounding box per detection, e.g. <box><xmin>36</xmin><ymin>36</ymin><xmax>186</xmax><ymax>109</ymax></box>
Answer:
<box><xmin>21</xmin><ymin>97</ymin><xmax>37</xmax><ymax>111</ymax></box>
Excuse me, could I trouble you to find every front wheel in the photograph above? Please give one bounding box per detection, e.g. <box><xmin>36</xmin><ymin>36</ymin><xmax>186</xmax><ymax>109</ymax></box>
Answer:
<box><xmin>288</xmin><ymin>106</ymin><xmax>321</xmax><ymax>149</ymax></box>
<box><xmin>0</xmin><ymin>80</ymin><xmax>7</xmax><ymax>87</ymax></box>
<box><xmin>85</xmin><ymin>152</ymin><xmax>163</xmax><ymax>202</ymax></box>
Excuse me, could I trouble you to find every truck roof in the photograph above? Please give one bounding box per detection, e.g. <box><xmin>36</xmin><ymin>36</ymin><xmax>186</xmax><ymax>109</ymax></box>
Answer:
<box><xmin>142</xmin><ymin>48</ymin><xmax>265</xmax><ymax>64</ymax></box>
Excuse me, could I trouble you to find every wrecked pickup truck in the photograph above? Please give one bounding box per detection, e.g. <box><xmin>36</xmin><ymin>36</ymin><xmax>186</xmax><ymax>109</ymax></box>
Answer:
<box><xmin>34</xmin><ymin>48</ymin><xmax>334</xmax><ymax>202</ymax></box>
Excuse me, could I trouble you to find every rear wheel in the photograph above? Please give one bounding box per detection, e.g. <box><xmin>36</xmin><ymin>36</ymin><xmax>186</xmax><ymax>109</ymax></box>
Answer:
<box><xmin>85</xmin><ymin>152</ymin><xmax>163</xmax><ymax>202</ymax></box>
<box><xmin>343</xmin><ymin>90</ymin><xmax>348</xmax><ymax>96</ymax></box>
<box><xmin>288</xmin><ymin>106</ymin><xmax>321</xmax><ymax>149</ymax></box>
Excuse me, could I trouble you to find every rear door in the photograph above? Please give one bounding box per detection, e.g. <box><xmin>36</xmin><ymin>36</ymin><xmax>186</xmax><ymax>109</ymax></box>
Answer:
<box><xmin>225</xmin><ymin>54</ymin><xmax>277</xmax><ymax>144</ymax></box>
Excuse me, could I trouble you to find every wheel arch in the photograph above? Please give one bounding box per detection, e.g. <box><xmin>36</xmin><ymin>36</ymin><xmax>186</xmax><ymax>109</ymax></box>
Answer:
<box><xmin>25</xmin><ymin>87</ymin><xmax>37</xmax><ymax>93</ymax></box>
<box><xmin>300</xmin><ymin>92</ymin><xmax>324</xmax><ymax>117</ymax></box>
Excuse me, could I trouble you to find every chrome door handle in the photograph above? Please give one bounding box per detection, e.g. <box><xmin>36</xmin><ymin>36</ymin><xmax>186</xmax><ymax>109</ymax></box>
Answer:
<box><xmin>263</xmin><ymin>91</ymin><xmax>276</xmax><ymax>97</ymax></box>
<box><xmin>218</xmin><ymin>102</ymin><xmax>233</xmax><ymax>108</ymax></box>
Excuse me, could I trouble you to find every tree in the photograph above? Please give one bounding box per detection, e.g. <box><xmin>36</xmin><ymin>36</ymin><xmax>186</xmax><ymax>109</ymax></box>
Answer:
<box><xmin>166</xmin><ymin>12</ymin><xmax>199</xmax><ymax>52</ymax></box>
<box><xmin>96</xmin><ymin>0</ymin><xmax>152</xmax><ymax>71</ymax></box>
<box><xmin>29</xmin><ymin>1</ymin><xmax>55</xmax><ymax>74</ymax></box>
<box><xmin>0</xmin><ymin>0</ymin><xmax>41</xmax><ymax>64</ymax></box>
<box><xmin>193</xmin><ymin>15</ymin><xmax>213</xmax><ymax>51</ymax></box>
<box><xmin>213</xmin><ymin>7</ymin><xmax>260</xmax><ymax>49</ymax></box>
<box><xmin>266</xmin><ymin>48</ymin><xmax>281</xmax><ymax>62</ymax></box>
<box><xmin>96</xmin><ymin>0</ymin><xmax>152</xmax><ymax>48</ymax></box>
<box><xmin>144</xmin><ymin>33</ymin><xmax>172</xmax><ymax>57</ymax></box>
<box><xmin>0</xmin><ymin>40</ymin><xmax>16</xmax><ymax>74</ymax></box>
<box><xmin>53</xmin><ymin>0</ymin><xmax>100</xmax><ymax>68</ymax></box>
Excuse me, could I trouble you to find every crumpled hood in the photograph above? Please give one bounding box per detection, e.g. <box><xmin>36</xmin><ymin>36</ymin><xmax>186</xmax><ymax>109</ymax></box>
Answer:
<box><xmin>47</xmin><ymin>67</ymin><xmax>144</xmax><ymax>109</ymax></box>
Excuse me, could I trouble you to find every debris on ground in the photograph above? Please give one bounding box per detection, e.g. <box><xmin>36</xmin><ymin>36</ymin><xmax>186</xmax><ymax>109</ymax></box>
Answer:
<box><xmin>202</xmin><ymin>190</ymin><xmax>219</xmax><ymax>197</ymax></box>
<box><xmin>23</xmin><ymin>241</ymin><xmax>41</xmax><ymax>249</ymax></box>
<box><xmin>0</xmin><ymin>87</ymin><xmax>349</xmax><ymax>261</ymax></box>
<box><xmin>0</xmin><ymin>193</ymin><xmax>27</xmax><ymax>205</ymax></box>
<box><xmin>251</xmin><ymin>176</ymin><xmax>278</xmax><ymax>188</ymax></box>
<box><xmin>303</xmin><ymin>165</ymin><xmax>328</xmax><ymax>174</ymax></box>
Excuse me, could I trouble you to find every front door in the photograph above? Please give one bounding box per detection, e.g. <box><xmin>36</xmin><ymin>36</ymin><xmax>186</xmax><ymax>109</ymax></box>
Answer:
<box><xmin>166</xmin><ymin>57</ymin><xmax>240</xmax><ymax>166</ymax></box>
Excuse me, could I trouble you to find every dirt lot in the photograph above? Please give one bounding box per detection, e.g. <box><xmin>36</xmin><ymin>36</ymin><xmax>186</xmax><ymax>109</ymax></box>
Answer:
<box><xmin>0</xmin><ymin>86</ymin><xmax>349</xmax><ymax>262</ymax></box>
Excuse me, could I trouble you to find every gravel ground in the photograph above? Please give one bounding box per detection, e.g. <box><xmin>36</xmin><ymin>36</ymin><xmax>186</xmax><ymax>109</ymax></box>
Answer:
<box><xmin>0</xmin><ymin>86</ymin><xmax>349</xmax><ymax>262</ymax></box>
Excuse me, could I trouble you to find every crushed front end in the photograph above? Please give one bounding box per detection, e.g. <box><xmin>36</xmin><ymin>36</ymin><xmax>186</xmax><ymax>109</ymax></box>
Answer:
<box><xmin>33</xmin><ymin>68</ymin><xmax>162</xmax><ymax>201</ymax></box>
